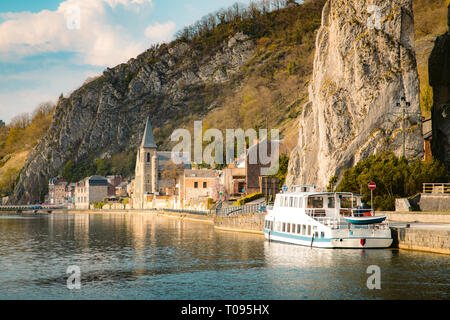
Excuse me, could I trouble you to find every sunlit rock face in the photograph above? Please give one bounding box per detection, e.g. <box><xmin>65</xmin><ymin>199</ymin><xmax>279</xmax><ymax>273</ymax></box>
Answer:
<box><xmin>286</xmin><ymin>0</ymin><xmax>424</xmax><ymax>189</ymax></box>
<box><xmin>11</xmin><ymin>33</ymin><xmax>254</xmax><ymax>204</ymax></box>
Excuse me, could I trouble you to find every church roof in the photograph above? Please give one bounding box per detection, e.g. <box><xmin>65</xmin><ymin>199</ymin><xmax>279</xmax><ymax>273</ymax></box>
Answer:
<box><xmin>141</xmin><ymin>117</ymin><xmax>157</xmax><ymax>149</ymax></box>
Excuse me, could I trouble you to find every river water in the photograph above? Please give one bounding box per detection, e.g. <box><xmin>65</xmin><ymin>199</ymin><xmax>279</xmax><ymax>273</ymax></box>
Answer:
<box><xmin>0</xmin><ymin>213</ymin><xmax>448</xmax><ymax>300</ymax></box>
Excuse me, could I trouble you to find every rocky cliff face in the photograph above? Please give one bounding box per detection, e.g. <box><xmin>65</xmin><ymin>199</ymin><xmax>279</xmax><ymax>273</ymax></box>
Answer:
<box><xmin>429</xmin><ymin>5</ymin><xmax>450</xmax><ymax>171</ymax></box>
<box><xmin>11</xmin><ymin>33</ymin><xmax>254</xmax><ymax>204</ymax></box>
<box><xmin>286</xmin><ymin>0</ymin><xmax>424</xmax><ymax>189</ymax></box>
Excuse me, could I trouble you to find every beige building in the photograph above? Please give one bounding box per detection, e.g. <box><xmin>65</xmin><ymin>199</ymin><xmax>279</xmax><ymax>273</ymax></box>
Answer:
<box><xmin>75</xmin><ymin>176</ymin><xmax>109</xmax><ymax>209</ymax></box>
<box><xmin>180</xmin><ymin>169</ymin><xmax>219</xmax><ymax>207</ymax></box>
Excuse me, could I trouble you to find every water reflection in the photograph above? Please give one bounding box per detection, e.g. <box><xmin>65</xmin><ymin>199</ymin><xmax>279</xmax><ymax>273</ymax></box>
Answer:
<box><xmin>0</xmin><ymin>213</ymin><xmax>448</xmax><ymax>300</ymax></box>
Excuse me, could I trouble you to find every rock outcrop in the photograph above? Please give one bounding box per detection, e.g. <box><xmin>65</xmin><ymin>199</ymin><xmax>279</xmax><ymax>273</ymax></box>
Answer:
<box><xmin>11</xmin><ymin>33</ymin><xmax>254</xmax><ymax>204</ymax></box>
<box><xmin>429</xmin><ymin>5</ymin><xmax>450</xmax><ymax>171</ymax></box>
<box><xmin>286</xmin><ymin>0</ymin><xmax>424</xmax><ymax>189</ymax></box>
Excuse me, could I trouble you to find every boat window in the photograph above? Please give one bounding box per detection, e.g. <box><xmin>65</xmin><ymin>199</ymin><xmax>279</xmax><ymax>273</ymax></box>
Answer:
<box><xmin>302</xmin><ymin>225</ymin><xmax>306</xmax><ymax>235</ymax></box>
<box><xmin>294</xmin><ymin>197</ymin><xmax>298</xmax><ymax>208</ymax></box>
<box><xmin>314</xmin><ymin>232</ymin><xmax>319</xmax><ymax>238</ymax></box>
<box><xmin>283</xmin><ymin>197</ymin><xmax>288</xmax><ymax>207</ymax></box>
<box><xmin>276</xmin><ymin>222</ymin><xmax>281</xmax><ymax>232</ymax></box>
<box><xmin>340</xmin><ymin>196</ymin><xmax>353</xmax><ymax>209</ymax></box>
<box><xmin>298</xmin><ymin>198</ymin><xmax>303</xmax><ymax>208</ymax></box>
<box><xmin>308</xmin><ymin>196</ymin><xmax>324</xmax><ymax>208</ymax></box>
<box><xmin>289</xmin><ymin>197</ymin><xmax>293</xmax><ymax>207</ymax></box>
<box><xmin>286</xmin><ymin>223</ymin><xmax>290</xmax><ymax>233</ymax></box>
<box><xmin>307</xmin><ymin>225</ymin><xmax>311</xmax><ymax>236</ymax></box>
<box><xmin>297</xmin><ymin>224</ymin><xmax>301</xmax><ymax>234</ymax></box>
<box><xmin>327</xmin><ymin>197</ymin><xmax>335</xmax><ymax>208</ymax></box>
<box><xmin>321</xmin><ymin>232</ymin><xmax>325</xmax><ymax>238</ymax></box>
<box><xmin>282</xmin><ymin>222</ymin><xmax>286</xmax><ymax>232</ymax></box>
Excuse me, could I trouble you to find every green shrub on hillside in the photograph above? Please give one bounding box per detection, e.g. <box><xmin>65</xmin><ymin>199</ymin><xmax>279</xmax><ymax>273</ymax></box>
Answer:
<box><xmin>334</xmin><ymin>153</ymin><xmax>448</xmax><ymax>211</ymax></box>
<box><xmin>233</xmin><ymin>192</ymin><xmax>264</xmax><ymax>206</ymax></box>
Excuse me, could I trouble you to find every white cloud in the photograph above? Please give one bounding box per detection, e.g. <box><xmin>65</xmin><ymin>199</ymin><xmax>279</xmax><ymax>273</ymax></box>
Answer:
<box><xmin>0</xmin><ymin>66</ymin><xmax>103</xmax><ymax>123</ymax></box>
<box><xmin>0</xmin><ymin>0</ymin><xmax>163</xmax><ymax>67</ymax></box>
<box><xmin>144</xmin><ymin>21</ymin><xmax>177</xmax><ymax>43</ymax></box>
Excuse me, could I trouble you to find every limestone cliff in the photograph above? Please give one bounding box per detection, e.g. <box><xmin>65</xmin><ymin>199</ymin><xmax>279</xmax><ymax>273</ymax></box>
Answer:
<box><xmin>286</xmin><ymin>0</ymin><xmax>424</xmax><ymax>189</ymax></box>
<box><xmin>11</xmin><ymin>33</ymin><xmax>255</xmax><ymax>204</ymax></box>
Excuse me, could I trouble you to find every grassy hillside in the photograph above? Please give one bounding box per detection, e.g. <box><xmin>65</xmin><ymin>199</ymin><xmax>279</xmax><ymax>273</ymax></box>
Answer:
<box><xmin>0</xmin><ymin>103</ymin><xmax>54</xmax><ymax>195</ymax></box>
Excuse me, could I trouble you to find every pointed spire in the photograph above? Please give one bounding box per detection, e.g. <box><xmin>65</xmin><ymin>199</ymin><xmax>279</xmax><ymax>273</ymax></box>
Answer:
<box><xmin>141</xmin><ymin>117</ymin><xmax>157</xmax><ymax>149</ymax></box>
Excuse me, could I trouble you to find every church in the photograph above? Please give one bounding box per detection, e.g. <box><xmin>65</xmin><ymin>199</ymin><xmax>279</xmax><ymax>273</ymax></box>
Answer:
<box><xmin>132</xmin><ymin>117</ymin><xmax>191</xmax><ymax>209</ymax></box>
<box><xmin>132</xmin><ymin>117</ymin><xmax>158</xmax><ymax>209</ymax></box>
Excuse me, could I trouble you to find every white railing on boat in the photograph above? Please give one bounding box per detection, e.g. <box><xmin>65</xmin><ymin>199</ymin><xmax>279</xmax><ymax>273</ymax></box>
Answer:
<box><xmin>304</xmin><ymin>208</ymin><xmax>388</xmax><ymax>230</ymax></box>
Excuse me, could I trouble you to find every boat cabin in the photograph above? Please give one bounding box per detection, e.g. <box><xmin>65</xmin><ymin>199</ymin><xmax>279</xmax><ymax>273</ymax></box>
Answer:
<box><xmin>275</xmin><ymin>189</ymin><xmax>366</xmax><ymax>218</ymax></box>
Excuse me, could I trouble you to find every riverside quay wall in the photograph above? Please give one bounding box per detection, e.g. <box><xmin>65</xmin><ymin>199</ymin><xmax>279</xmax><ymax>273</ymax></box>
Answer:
<box><xmin>391</xmin><ymin>227</ymin><xmax>450</xmax><ymax>255</ymax></box>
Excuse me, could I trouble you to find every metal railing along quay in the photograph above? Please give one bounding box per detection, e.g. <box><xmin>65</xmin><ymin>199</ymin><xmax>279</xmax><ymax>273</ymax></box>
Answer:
<box><xmin>162</xmin><ymin>208</ymin><xmax>211</xmax><ymax>216</ymax></box>
<box><xmin>423</xmin><ymin>183</ymin><xmax>450</xmax><ymax>194</ymax></box>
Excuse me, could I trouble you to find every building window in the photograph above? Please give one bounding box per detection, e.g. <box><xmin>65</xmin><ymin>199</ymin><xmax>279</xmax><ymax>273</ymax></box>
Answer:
<box><xmin>194</xmin><ymin>182</ymin><xmax>198</xmax><ymax>188</ymax></box>
<box><xmin>147</xmin><ymin>153</ymin><xmax>151</xmax><ymax>163</ymax></box>
<box><xmin>203</xmin><ymin>182</ymin><xmax>207</xmax><ymax>188</ymax></box>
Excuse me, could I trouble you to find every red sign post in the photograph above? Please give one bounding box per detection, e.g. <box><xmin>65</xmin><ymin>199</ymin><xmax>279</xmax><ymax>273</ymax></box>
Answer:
<box><xmin>368</xmin><ymin>182</ymin><xmax>376</xmax><ymax>211</ymax></box>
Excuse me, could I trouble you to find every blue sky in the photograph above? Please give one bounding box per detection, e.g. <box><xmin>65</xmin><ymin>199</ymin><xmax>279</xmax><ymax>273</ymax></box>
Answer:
<box><xmin>0</xmin><ymin>0</ymin><xmax>251</xmax><ymax>124</ymax></box>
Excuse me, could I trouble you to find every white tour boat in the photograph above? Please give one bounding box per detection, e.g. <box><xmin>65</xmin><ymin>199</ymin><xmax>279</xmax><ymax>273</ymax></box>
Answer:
<box><xmin>263</xmin><ymin>185</ymin><xmax>393</xmax><ymax>249</ymax></box>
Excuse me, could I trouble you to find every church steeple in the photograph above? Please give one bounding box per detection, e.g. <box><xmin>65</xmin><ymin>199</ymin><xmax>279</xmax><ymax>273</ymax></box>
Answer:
<box><xmin>141</xmin><ymin>117</ymin><xmax>157</xmax><ymax>149</ymax></box>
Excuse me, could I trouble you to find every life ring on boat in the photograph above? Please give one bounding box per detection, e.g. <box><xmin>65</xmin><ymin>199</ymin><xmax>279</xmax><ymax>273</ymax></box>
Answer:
<box><xmin>360</xmin><ymin>238</ymin><xmax>366</xmax><ymax>246</ymax></box>
<box><xmin>364</xmin><ymin>212</ymin><xmax>372</xmax><ymax>217</ymax></box>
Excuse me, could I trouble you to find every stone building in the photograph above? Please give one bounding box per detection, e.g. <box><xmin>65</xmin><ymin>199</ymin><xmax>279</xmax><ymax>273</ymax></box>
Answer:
<box><xmin>222</xmin><ymin>139</ymin><xmax>282</xmax><ymax>198</ymax></box>
<box><xmin>245</xmin><ymin>139</ymin><xmax>279</xmax><ymax>195</ymax></box>
<box><xmin>48</xmin><ymin>177</ymin><xmax>68</xmax><ymax>205</ymax></box>
<box><xmin>75</xmin><ymin>175</ymin><xmax>109</xmax><ymax>209</ymax></box>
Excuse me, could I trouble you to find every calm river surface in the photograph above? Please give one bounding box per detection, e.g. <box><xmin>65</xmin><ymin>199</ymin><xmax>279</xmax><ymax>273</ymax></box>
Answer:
<box><xmin>0</xmin><ymin>213</ymin><xmax>448</xmax><ymax>300</ymax></box>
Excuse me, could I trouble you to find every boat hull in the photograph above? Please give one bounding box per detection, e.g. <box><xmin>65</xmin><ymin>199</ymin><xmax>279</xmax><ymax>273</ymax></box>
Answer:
<box><xmin>264</xmin><ymin>229</ymin><xmax>393</xmax><ymax>249</ymax></box>
<box><xmin>344</xmin><ymin>215</ymin><xmax>387</xmax><ymax>225</ymax></box>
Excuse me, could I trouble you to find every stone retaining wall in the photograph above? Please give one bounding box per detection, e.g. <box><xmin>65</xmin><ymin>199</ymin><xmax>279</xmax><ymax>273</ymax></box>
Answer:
<box><xmin>213</xmin><ymin>213</ymin><xmax>265</xmax><ymax>234</ymax></box>
<box><xmin>391</xmin><ymin>227</ymin><xmax>450</xmax><ymax>255</ymax></box>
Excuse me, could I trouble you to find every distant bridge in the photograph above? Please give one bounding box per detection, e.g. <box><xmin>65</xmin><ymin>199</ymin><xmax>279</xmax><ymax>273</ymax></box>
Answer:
<box><xmin>0</xmin><ymin>205</ymin><xmax>64</xmax><ymax>214</ymax></box>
